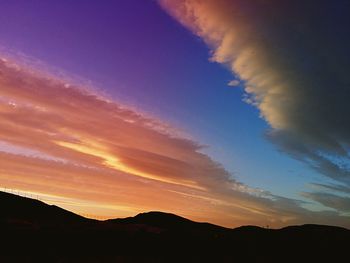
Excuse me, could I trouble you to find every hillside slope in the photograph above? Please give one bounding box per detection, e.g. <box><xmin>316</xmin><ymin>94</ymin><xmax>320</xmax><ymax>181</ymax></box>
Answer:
<box><xmin>1</xmin><ymin>191</ymin><xmax>349</xmax><ymax>262</ymax></box>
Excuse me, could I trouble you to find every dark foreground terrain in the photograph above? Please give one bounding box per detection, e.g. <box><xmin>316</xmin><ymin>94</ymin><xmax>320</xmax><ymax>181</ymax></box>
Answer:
<box><xmin>1</xmin><ymin>191</ymin><xmax>349</xmax><ymax>262</ymax></box>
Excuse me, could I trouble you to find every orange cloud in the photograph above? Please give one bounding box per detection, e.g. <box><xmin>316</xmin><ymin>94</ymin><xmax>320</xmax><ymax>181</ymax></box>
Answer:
<box><xmin>1</xmin><ymin>56</ymin><xmax>349</xmax><ymax>228</ymax></box>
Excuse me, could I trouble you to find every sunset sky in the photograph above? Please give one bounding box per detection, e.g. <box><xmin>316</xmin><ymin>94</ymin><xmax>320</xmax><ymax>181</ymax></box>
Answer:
<box><xmin>1</xmin><ymin>0</ymin><xmax>350</xmax><ymax>228</ymax></box>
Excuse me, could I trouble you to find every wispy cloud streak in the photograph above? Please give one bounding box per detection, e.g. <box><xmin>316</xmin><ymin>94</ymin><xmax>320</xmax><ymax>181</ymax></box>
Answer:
<box><xmin>0</xmin><ymin>53</ymin><xmax>349</xmax><ymax>227</ymax></box>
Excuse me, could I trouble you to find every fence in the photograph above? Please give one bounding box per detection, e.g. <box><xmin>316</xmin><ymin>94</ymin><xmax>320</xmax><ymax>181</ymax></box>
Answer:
<box><xmin>0</xmin><ymin>187</ymin><xmax>110</xmax><ymax>220</ymax></box>
<box><xmin>0</xmin><ymin>187</ymin><xmax>41</xmax><ymax>200</ymax></box>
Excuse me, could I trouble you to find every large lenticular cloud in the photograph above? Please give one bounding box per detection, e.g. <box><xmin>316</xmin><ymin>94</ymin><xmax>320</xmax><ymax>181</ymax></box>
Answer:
<box><xmin>159</xmin><ymin>0</ymin><xmax>350</xmax><ymax>191</ymax></box>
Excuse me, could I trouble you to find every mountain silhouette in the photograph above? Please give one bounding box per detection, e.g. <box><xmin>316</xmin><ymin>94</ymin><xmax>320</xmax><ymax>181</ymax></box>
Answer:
<box><xmin>109</xmin><ymin>211</ymin><xmax>227</xmax><ymax>234</ymax></box>
<box><xmin>0</xmin><ymin>191</ymin><xmax>89</xmax><ymax>227</ymax></box>
<box><xmin>1</xmin><ymin>191</ymin><xmax>349</xmax><ymax>262</ymax></box>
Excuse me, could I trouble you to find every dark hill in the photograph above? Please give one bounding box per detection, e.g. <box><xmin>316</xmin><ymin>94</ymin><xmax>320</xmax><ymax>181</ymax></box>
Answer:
<box><xmin>0</xmin><ymin>191</ymin><xmax>89</xmax><ymax>227</ymax></box>
<box><xmin>109</xmin><ymin>211</ymin><xmax>227</xmax><ymax>233</ymax></box>
<box><xmin>1</xmin><ymin>191</ymin><xmax>349</xmax><ymax>262</ymax></box>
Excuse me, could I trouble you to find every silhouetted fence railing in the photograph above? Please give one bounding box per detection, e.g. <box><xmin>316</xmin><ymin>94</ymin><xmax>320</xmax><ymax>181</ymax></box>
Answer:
<box><xmin>0</xmin><ymin>187</ymin><xmax>109</xmax><ymax>220</ymax></box>
<box><xmin>0</xmin><ymin>187</ymin><xmax>41</xmax><ymax>200</ymax></box>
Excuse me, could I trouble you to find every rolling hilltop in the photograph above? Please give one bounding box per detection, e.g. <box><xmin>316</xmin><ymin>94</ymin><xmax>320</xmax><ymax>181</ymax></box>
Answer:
<box><xmin>1</xmin><ymin>191</ymin><xmax>349</xmax><ymax>262</ymax></box>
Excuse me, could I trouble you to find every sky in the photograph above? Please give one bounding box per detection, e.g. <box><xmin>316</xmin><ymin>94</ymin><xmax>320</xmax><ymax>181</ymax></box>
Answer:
<box><xmin>0</xmin><ymin>0</ymin><xmax>350</xmax><ymax>228</ymax></box>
